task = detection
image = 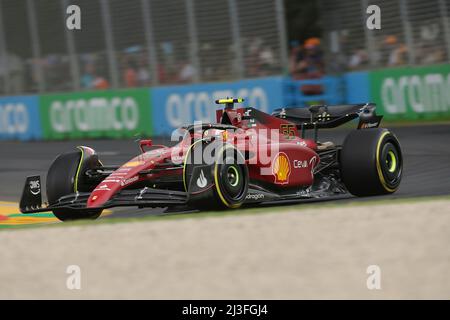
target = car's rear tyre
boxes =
[340,128,402,196]
[46,147,103,221]
[184,141,249,210]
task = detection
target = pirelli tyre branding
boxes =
[40,89,152,139]
[370,63,450,120]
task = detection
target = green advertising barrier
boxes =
[370,63,450,120]
[40,89,152,139]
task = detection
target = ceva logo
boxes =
[50,97,139,133]
[165,87,269,128]
[0,103,29,134]
[381,73,450,114]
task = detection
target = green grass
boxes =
[2,194,449,232]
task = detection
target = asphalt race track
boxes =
[2,124,449,299]
[1,124,449,219]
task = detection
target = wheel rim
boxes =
[386,150,397,173]
[380,141,402,188]
[216,148,248,207]
[221,162,244,198]
[227,165,240,187]
[212,144,249,208]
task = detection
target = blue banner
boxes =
[0,96,41,140]
[343,71,371,104]
[151,76,285,135]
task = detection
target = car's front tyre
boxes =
[46,147,103,221]
[184,141,249,210]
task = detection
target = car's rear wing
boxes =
[272,103,383,130]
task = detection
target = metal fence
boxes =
[319,0,450,73]
[0,0,288,95]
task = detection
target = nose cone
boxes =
[86,149,169,208]
[86,162,143,208]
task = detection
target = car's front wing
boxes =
[19,176,189,214]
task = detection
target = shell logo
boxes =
[272,152,291,184]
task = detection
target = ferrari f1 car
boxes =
[20,98,402,221]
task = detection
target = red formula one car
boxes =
[20,98,402,221]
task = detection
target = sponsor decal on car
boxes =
[272,152,291,184]
[123,161,144,168]
[360,122,378,129]
[110,172,130,177]
[94,184,111,191]
[29,179,41,196]
[280,124,296,140]
[120,176,139,187]
[102,179,121,183]
[309,156,318,174]
[245,193,264,200]
[196,170,207,188]
[293,159,309,169]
